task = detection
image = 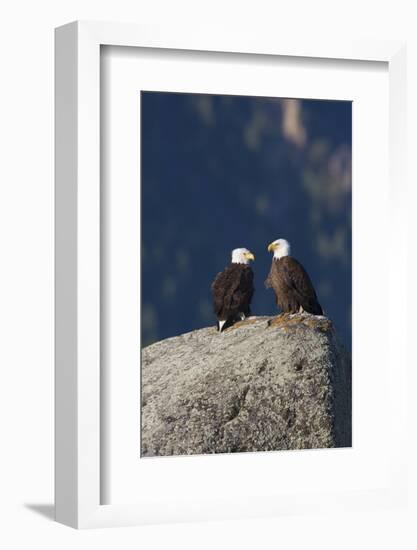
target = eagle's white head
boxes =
[231,248,255,265]
[267,238,291,259]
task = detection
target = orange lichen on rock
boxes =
[227,318,260,331]
[268,313,333,333]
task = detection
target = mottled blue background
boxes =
[141,92,352,350]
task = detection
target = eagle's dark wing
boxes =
[281,257,323,315]
[230,266,254,316]
[212,265,254,318]
[211,270,229,317]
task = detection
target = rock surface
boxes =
[141,314,351,457]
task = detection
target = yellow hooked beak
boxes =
[267,242,277,253]
[244,251,255,261]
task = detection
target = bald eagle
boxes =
[265,239,323,315]
[211,248,255,332]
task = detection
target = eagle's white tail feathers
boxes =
[218,320,226,332]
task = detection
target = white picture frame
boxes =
[55,21,407,529]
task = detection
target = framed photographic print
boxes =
[55,21,407,528]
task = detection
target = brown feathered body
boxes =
[211,263,254,331]
[265,256,323,315]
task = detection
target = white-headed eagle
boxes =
[265,239,323,315]
[211,248,255,332]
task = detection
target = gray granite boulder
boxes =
[141,314,351,457]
